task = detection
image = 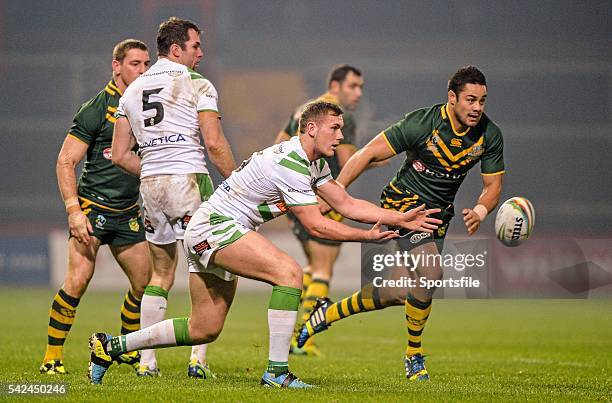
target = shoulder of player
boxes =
[75,87,113,120]
[271,140,312,178]
[480,114,503,139]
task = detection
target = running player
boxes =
[111,17,236,378]
[275,65,367,356]
[88,101,442,387]
[40,39,151,375]
[297,66,504,381]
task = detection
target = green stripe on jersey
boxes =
[188,68,204,80]
[279,158,310,176]
[287,151,309,167]
[218,230,245,247]
[210,212,234,225]
[257,203,274,221]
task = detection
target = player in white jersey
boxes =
[111,17,236,379]
[90,101,441,388]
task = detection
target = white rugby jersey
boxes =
[207,136,333,230]
[116,58,219,178]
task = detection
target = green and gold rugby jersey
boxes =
[381,103,504,211]
[67,80,140,211]
[283,92,357,177]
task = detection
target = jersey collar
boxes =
[105,79,123,97]
[442,103,470,137]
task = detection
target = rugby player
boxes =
[40,39,151,375]
[88,101,442,388]
[275,65,367,356]
[111,17,236,378]
[297,66,505,381]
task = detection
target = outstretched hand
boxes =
[366,219,399,242]
[397,204,443,233]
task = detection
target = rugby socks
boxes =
[139,285,168,368]
[325,285,382,325]
[301,271,312,299]
[405,294,432,357]
[43,288,80,361]
[120,289,141,335]
[300,278,329,338]
[190,344,208,364]
[267,286,300,376]
[107,318,192,357]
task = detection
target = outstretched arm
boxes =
[336,133,395,188]
[290,204,398,242]
[111,117,140,177]
[463,173,504,235]
[316,179,442,233]
[199,111,236,178]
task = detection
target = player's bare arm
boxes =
[56,136,93,245]
[199,111,236,178]
[336,133,395,188]
[289,204,398,242]
[316,179,442,233]
[111,117,141,177]
[463,173,504,235]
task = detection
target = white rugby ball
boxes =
[494,197,535,247]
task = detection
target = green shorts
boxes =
[77,201,146,246]
[380,188,454,254]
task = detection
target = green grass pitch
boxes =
[2,289,611,402]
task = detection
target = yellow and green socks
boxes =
[120,289,142,335]
[405,294,432,357]
[324,285,382,325]
[43,288,80,362]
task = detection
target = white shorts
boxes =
[184,202,250,282]
[140,174,208,245]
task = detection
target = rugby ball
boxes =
[494,197,535,247]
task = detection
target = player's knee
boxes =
[273,259,302,288]
[63,272,92,297]
[188,318,223,344]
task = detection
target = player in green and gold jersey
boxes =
[298,66,504,380]
[40,39,151,375]
[275,65,365,356]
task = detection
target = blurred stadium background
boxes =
[0,0,611,294]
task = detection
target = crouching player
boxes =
[87,101,441,388]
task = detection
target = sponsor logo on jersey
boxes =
[180,215,192,230]
[437,223,448,237]
[140,134,187,150]
[275,201,288,213]
[220,180,231,192]
[273,144,284,154]
[468,144,484,158]
[410,232,431,244]
[412,160,426,172]
[129,217,140,232]
[144,217,155,233]
[95,214,107,229]
[422,167,467,180]
[450,138,462,148]
[103,147,112,160]
[287,187,312,193]
[193,240,211,256]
